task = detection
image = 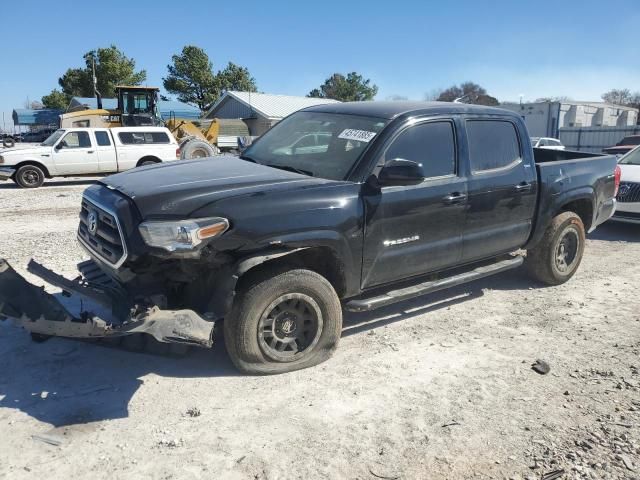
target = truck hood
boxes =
[101,156,332,218]
[1,146,49,159]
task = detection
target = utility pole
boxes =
[92,56,102,109]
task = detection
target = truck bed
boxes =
[526,148,618,249]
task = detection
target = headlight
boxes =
[138,217,229,251]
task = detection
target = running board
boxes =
[345,256,524,312]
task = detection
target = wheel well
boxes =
[136,156,161,166]
[15,161,51,178]
[559,199,593,231]
[236,247,347,298]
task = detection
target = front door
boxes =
[461,118,538,262]
[52,130,97,175]
[361,119,467,289]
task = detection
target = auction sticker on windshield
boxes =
[338,129,377,143]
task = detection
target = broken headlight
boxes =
[138,217,229,252]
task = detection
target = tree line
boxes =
[38,45,640,115]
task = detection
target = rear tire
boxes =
[224,269,342,374]
[525,211,585,285]
[15,164,45,188]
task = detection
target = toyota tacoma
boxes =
[0,102,620,374]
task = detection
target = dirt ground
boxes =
[0,178,639,480]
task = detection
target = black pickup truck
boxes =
[0,102,620,374]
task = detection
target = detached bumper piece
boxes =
[0,258,214,348]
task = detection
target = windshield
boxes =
[619,145,640,165]
[41,129,65,146]
[241,112,387,180]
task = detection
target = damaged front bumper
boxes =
[0,258,215,347]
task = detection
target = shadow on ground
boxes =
[0,326,237,428]
[0,179,97,189]
[0,267,539,428]
[588,221,639,243]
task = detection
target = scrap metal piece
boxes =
[0,258,214,348]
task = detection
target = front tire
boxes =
[525,211,585,285]
[15,164,45,188]
[224,269,342,374]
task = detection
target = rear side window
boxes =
[385,121,456,178]
[467,120,521,172]
[95,131,111,146]
[118,131,170,145]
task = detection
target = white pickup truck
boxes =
[0,127,180,188]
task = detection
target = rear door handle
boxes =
[514,182,532,192]
[443,192,467,204]
[87,150,94,154]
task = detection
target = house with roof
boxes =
[205,91,340,136]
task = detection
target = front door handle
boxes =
[514,182,532,193]
[87,150,94,154]
[443,192,467,204]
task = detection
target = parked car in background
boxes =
[602,135,640,156]
[0,102,620,374]
[530,137,565,150]
[18,129,56,144]
[612,145,640,224]
[0,126,180,188]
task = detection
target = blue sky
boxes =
[1,0,638,131]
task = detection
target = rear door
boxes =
[51,130,97,174]
[361,118,467,288]
[461,118,537,263]
[93,130,118,172]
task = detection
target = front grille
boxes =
[617,182,640,203]
[77,197,127,267]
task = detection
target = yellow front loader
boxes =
[60,86,249,159]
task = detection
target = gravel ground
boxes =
[0,178,639,480]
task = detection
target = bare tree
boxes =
[424,88,443,101]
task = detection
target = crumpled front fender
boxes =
[0,259,215,347]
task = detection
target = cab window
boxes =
[95,131,111,146]
[58,131,91,149]
[384,121,457,178]
[467,120,521,172]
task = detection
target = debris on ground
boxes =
[531,359,550,375]
[541,469,564,480]
[186,407,201,418]
[157,438,184,448]
[32,433,64,446]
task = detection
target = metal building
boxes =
[500,101,638,138]
[559,125,640,153]
[205,91,340,136]
[12,108,63,127]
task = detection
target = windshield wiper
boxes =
[264,164,314,177]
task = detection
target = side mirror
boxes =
[54,142,63,150]
[378,158,425,186]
